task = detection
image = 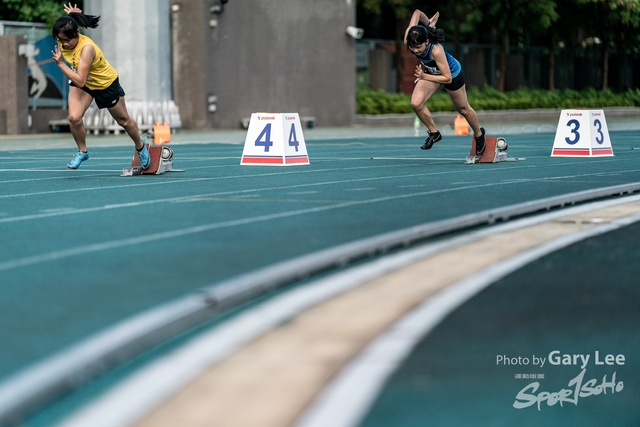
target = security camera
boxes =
[346,26,364,39]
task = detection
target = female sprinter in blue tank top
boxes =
[405,10,485,156]
[51,2,150,170]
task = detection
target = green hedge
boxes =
[356,86,640,114]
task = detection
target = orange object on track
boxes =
[454,115,469,135]
[153,122,171,145]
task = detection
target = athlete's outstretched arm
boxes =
[429,11,439,28]
[404,10,440,44]
[63,2,82,14]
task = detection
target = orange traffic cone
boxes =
[454,115,469,135]
[152,122,171,145]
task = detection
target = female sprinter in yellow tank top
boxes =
[51,2,150,170]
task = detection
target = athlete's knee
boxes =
[67,113,84,126]
[456,104,473,117]
[411,99,426,112]
[115,115,135,128]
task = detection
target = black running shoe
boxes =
[421,131,442,150]
[475,127,486,156]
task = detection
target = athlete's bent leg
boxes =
[448,86,485,156]
[67,86,94,152]
[447,85,482,138]
[411,80,441,133]
[108,97,144,150]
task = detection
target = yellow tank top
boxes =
[60,34,118,90]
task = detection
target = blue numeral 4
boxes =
[255,123,274,152]
[288,123,299,152]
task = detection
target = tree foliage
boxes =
[571,0,640,88]
[485,0,559,91]
[358,0,640,91]
[0,0,83,25]
[357,86,640,114]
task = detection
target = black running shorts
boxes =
[70,77,125,109]
[444,69,466,92]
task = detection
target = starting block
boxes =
[465,135,524,164]
[121,145,183,176]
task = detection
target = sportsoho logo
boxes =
[497,350,625,411]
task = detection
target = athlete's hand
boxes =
[428,11,439,28]
[52,45,63,64]
[414,65,425,83]
[63,2,82,14]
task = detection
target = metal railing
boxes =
[83,100,182,135]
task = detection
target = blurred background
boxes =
[1,0,639,131]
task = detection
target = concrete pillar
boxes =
[505,54,525,91]
[84,0,171,101]
[465,53,486,89]
[169,1,208,129]
[369,49,393,92]
[0,34,29,134]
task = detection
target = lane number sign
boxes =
[241,113,310,165]
[551,110,613,157]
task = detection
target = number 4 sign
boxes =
[551,109,613,157]
[240,113,310,165]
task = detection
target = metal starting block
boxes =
[465,136,525,164]
[464,155,482,164]
[121,145,184,176]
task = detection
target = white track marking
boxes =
[0,180,515,271]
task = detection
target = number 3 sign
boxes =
[241,113,310,165]
[551,110,613,157]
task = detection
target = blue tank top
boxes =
[414,43,461,78]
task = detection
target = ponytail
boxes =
[68,12,100,29]
[52,12,100,40]
[426,27,445,44]
[406,25,445,48]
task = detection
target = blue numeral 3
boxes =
[565,119,580,145]
[594,119,604,144]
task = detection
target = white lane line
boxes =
[0,180,507,271]
[0,165,502,221]
[0,169,122,173]
[3,164,640,223]
[0,174,115,184]
[0,180,379,224]
[3,155,635,199]
[0,164,434,199]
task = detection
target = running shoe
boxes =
[421,130,442,150]
[138,138,150,170]
[475,127,486,156]
[67,151,89,169]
